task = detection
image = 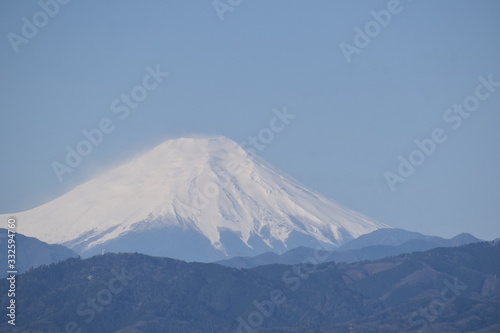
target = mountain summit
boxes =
[6,136,389,261]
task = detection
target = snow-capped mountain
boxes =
[3,136,390,261]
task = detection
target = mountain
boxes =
[337,228,447,250]
[0,136,388,262]
[0,228,78,277]
[449,232,484,246]
[3,241,499,332]
[217,229,483,268]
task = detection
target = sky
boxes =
[1,0,499,241]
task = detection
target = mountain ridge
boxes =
[3,241,499,332]
[216,229,483,268]
[0,228,78,277]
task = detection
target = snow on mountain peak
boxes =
[5,135,390,261]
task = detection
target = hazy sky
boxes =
[1,0,499,240]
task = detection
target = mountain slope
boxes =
[3,241,499,332]
[1,136,388,261]
[0,228,78,277]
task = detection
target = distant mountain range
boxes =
[0,228,78,277]
[3,241,499,332]
[216,228,483,268]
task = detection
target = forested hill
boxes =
[1,241,499,332]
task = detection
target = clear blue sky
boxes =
[1,0,499,240]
